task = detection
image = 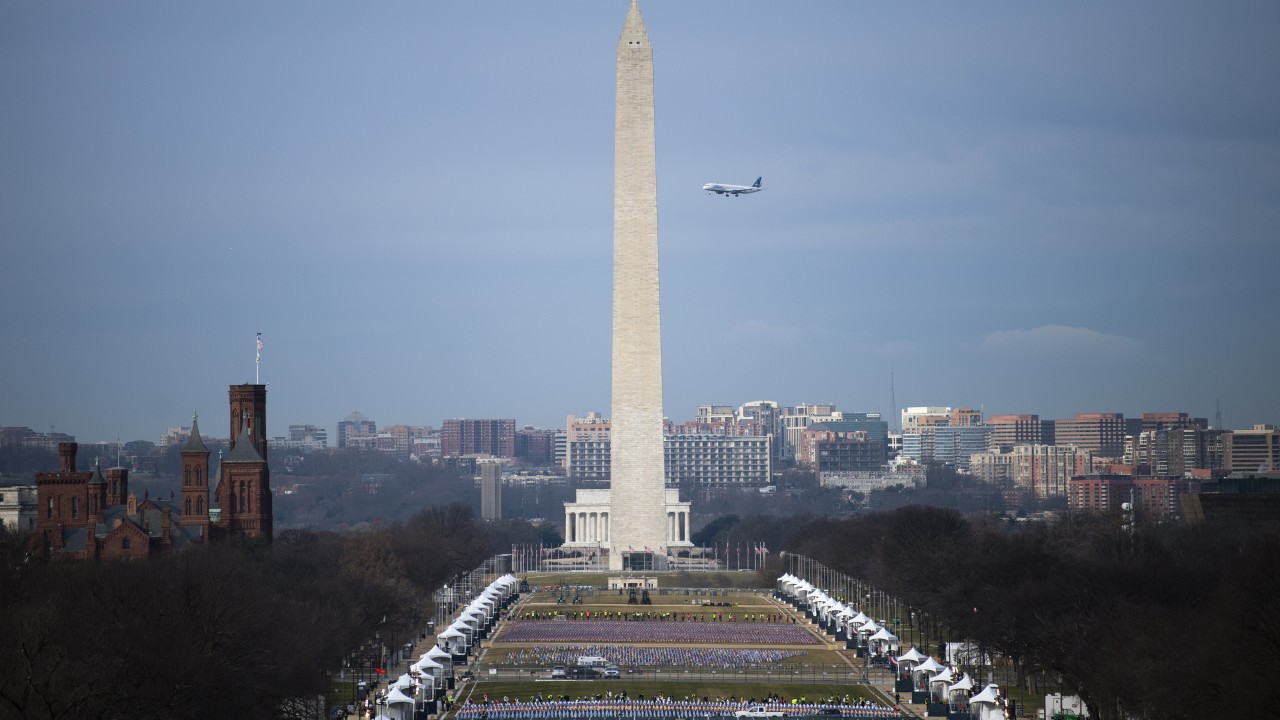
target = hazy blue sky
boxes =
[3,1,1278,443]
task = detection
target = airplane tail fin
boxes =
[753,177,762,188]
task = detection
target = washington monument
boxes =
[608,0,668,569]
[562,1,691,571]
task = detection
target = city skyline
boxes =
[3,2,1278,443]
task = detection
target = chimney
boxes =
[161,507,171,544]
[58,443,77,472]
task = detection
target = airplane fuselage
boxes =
[703,177,763,196]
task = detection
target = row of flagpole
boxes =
[508,542,771,574]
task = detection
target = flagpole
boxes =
[255,332,263,384]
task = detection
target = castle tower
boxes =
[179,413,211,539]
[105,466,128,507]
[229,384,268,462]
[219,423,272,540]
[607,0,668,570]
[33,443,93,556]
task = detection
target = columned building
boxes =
[564,488,690,553]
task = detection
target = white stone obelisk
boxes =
[608,0,667,570]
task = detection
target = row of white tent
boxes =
[371,574,522,720]
[776,573,899,657]
[895,647,1002,716]
[436,574,522,660]
[778,574,1005,720]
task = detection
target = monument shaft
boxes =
[609,0,667,567]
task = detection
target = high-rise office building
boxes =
[337,411,376,449]
[440,419,516,458]
[986,414,1052,451]
[1053,413,1126,458]
[1224,425,1280,473]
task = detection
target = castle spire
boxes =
[182,413,209,453]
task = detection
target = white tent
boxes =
[914,657,944,682]
[971,685,999,704]
[896,647,925,676]
[858,620,880,634]
[386,687,414,703]
[415,656,443,670]
[438,627,467,655]
[897,647,926,665]
[971,685,1001,720]
[869,627,898,655]
[384,687,416,720]
[915,657,943,673]
[413,656,443,683]
[929,668,954,698]
[426,645,451,661]
[947,675,974,705]
[870,628,897,642]
[448,620,473,640]
[850,611,870,626]
[391,673,415,692]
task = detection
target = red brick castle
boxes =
[33,383,273,560]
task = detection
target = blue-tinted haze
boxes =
[2,1,1277,442]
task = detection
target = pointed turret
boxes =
[88,457,108,521]
[88,458,106,485]
[223,424,265,463]
[182,413,209,453]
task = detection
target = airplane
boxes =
[703,177,763,196]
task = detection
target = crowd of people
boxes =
[501,620,818,645]
[502,644,806,668]
[453,690,895,719]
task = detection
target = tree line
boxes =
[0,504,545,720]
[791,506,1280,720]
